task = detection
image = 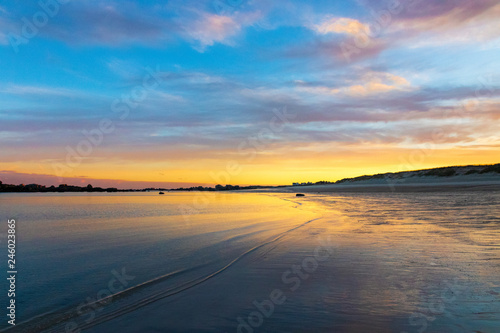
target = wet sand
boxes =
[87,191,500,332]
[257,180,500,193]
[2,191,499,332]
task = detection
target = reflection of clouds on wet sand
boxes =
[3,191,499,332]
[299,191,500,332]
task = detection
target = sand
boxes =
[3,191,500,332]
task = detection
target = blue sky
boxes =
[1,0,499,187]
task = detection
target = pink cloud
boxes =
[183,11,261,51]
[297,71,413,96]
[313,17,370,36]
[390,1,500,45]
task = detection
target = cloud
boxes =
[182,11,261,51]
[1,1,261,51]
[296,71,412,96]
[313,17,370,36]
[183,13,241,51]
[0,85,82,97]
[294,0,500,65]
[285,17,391,63]
[285,37,389,64]
[356,0,500,47]
[389,1,500,46]
[391,0,498,22]
[158,71,226,85]
[149,91,186,103]
[34,2,171,45]
[345,72,412,95]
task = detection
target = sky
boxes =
[0,0,499,188]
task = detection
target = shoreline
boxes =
[243,180,500,193]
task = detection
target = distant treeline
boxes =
[0,181,281,193]
[170,184,285,191]
[0,182,119,193]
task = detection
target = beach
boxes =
[258,173,500,193]
[2,0,499,331]
[1,189,499,332]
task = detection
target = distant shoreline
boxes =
[251,181,500,193]
[2,180,500,194]
[1,163,499,193]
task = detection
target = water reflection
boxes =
[1,191,499,332]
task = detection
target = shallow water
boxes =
[1,191,499,332]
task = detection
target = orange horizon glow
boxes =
[2,146,499,188]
